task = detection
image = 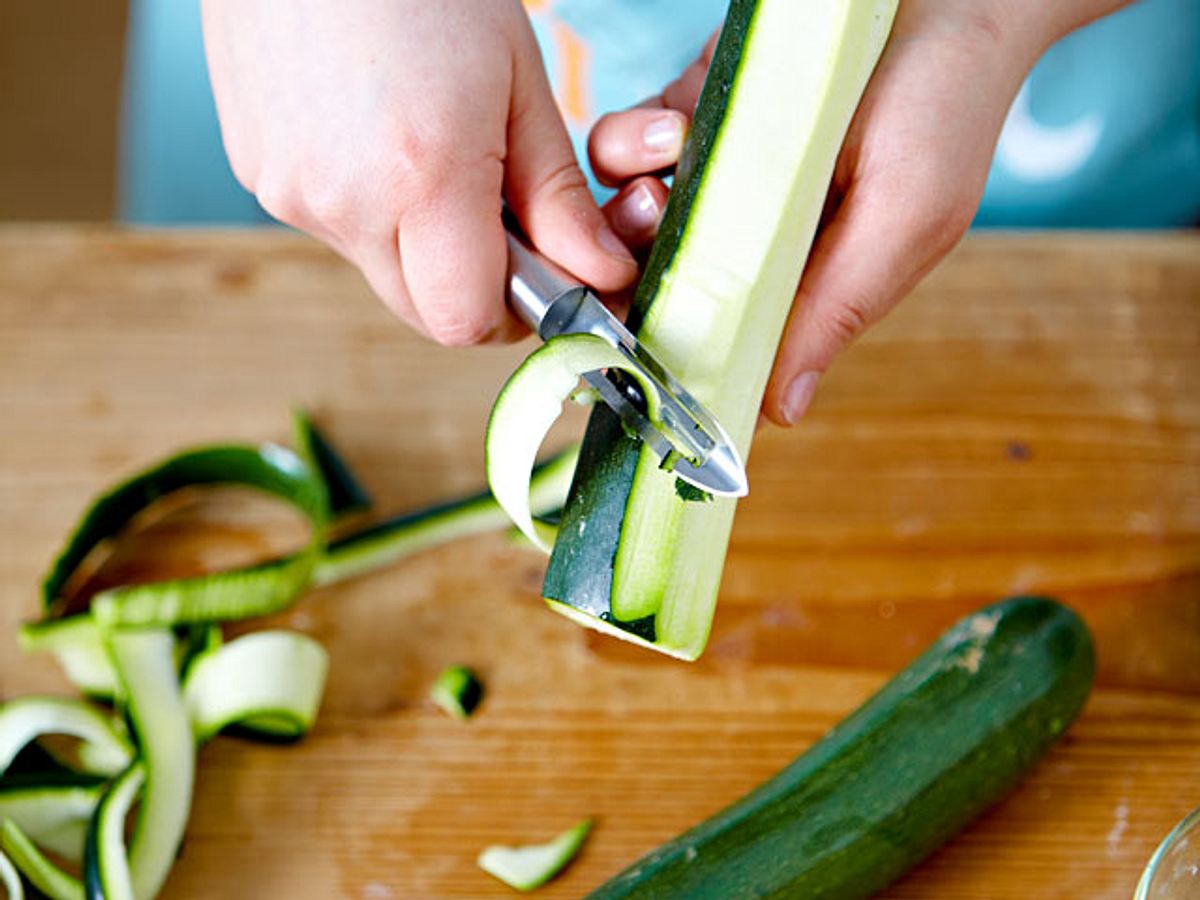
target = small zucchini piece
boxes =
[478,818,593,892]
[315,443,579,585]
[183,630,328,743]
[588,597,1095,900]
[0,698,132,778]
[83,764,145,900]
[430,665,483,720]
[107,628,195,900]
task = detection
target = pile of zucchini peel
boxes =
[2,412,576,899]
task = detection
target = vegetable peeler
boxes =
[503,211,749,498]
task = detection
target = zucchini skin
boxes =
[588,597,1095,900]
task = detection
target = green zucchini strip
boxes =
[39,443,329,627]
[107,629,195,900]
[486,335,661,553]
[291,410,373,517]
[315,443,579,584]
[183,630,328,743]
[0,819,82,900]
[0,842,22,900]
[0,776,105,862]
[542,0,898,659]
[0,698,132,778]
[83,764,144,900]
[478,818,593,892]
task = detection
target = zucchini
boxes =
[291,410,373,517]
[183,630,328,743]
[0,774,105,862]
[18,618,119,702]
[107,628,194,900]
[83,764,144,900]
[487,336,661,553]
[0,819,81,900]
[41,443,328,627]
[478,818,593,892]
[587,597,1095,899]
[0,843,21,900]
[0,698,133,778]
[537,0,898,658]
[429,665,484,720]
[316,443,578,585]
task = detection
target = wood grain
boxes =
[1,227,1198,898]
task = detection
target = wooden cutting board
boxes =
[1,227,1198,898]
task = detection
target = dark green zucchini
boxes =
[588,597,1095,899]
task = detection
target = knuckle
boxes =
[917,192,974,255]
[823,297,872,347]
[301,174,356,233]
[422,309,496,347]
[529,160,590,208]
[226,150,257,195]
[254,176,302,225]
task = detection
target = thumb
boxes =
[504,29,638,292]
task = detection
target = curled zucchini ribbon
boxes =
[486,334,662,554]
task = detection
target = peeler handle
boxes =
[503,207,588,339]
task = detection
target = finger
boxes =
[761,178,971,426]
[601,176,669,250]
[398,158,512,346]
[505,26,637,293]
[351,232,430,339]
[588,109,687,187]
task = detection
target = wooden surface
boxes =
[1,227,1198,898]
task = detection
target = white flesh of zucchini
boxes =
[0,782,103,862]
[183,630,328,742]
[0,698,132,778]
[107,628,195,900]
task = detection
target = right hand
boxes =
[201,0,639,344]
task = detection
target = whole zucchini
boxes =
[589,597,1095,899]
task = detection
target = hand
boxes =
[589,0,1129,424]
[201,0,638,344]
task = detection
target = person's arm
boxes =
[589,0,1136,425]
[200,0,638,345]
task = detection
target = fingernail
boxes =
[643,114,684,155]
[596,220,635,263]
[612,182,662,235]
[781,371,820,425]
